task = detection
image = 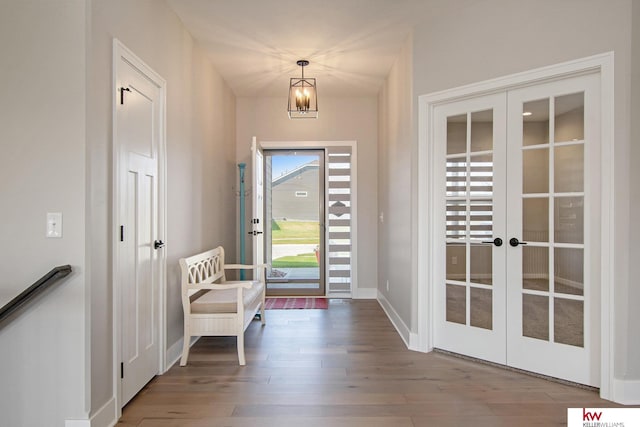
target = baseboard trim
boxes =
[91,397,116,427]
[408,332,420,351]
[353,287,378,299]
[612,378,640,405]
[66,396,117,427]
[166,335,200,372]
[377,292,411,348]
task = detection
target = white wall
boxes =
[406,0,636,381]
[236,96,378,294]
[89,0,237,418]
[0,1,88,425]
[378,34,414,328]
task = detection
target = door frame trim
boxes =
[417,52,615,399]
[112,39,167,415]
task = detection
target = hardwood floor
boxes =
[117,299,625,426]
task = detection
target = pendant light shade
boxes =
[288,60,318,119]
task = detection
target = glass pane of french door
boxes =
[434,93,507,364]
[264,150,325,296]
[506,73,600,386]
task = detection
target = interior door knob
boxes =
[482,237,503,247]
[509,238,527,247]
[154,240,165,249]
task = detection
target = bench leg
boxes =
[180,330,190,366]
[237,333,246,366]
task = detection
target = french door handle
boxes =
[248,230,263,236]
[509,238,527,247]
[154,240,165,249]
[482,238,503,247]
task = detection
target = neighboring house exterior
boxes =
[270,161,320,221]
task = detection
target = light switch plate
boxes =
[47,212,62,238]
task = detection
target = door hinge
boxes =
[120,225,124,242]
[120,87,131,105]
[121,362,124,379]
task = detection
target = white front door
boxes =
[115,44,165,405]
[251,137,264,266]
[433,72,601,386]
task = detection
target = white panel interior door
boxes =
[506,73,601,386]
[116,55,162,405]
[251,137,264,266]
[433,92,507,364]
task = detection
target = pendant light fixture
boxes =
[287,60,318,119]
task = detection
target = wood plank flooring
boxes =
[117,299,626,426]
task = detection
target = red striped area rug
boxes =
[264,298,328,310]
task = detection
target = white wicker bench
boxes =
[178,246,266,366]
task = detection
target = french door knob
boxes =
[482,237,503,247]
[509,238,527,247]
[154,240,165,249]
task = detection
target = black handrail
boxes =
[0,265,72,325]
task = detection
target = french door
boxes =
[434,93,508,364]
[434,72,601,386]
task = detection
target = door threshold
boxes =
[433,348,598,391]
[265,295,328,299]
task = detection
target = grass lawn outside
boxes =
[272,253,318,268]
[271,220,320,244]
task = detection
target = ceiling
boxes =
[166,0,435,97]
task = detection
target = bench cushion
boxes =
[191,281,264,314]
